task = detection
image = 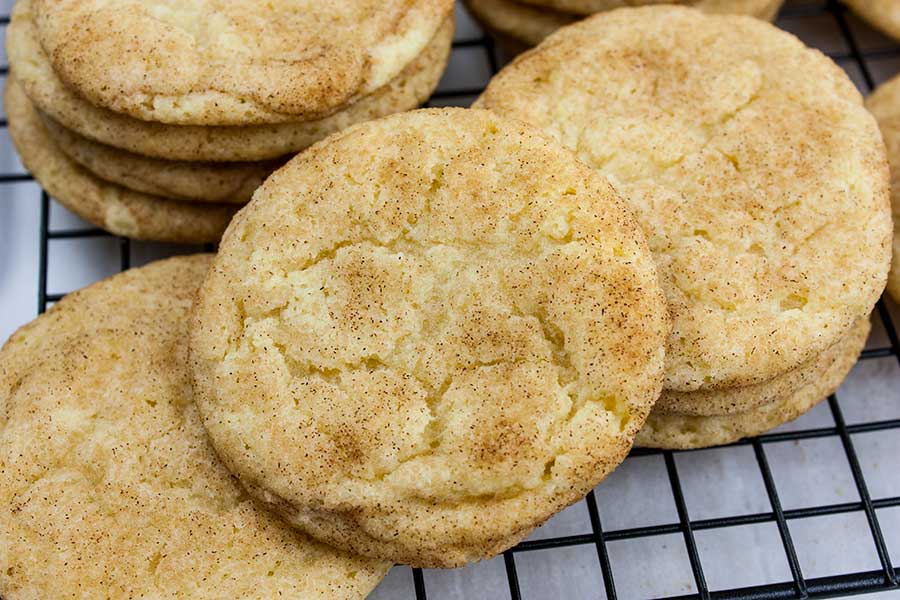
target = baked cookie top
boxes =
[0,256,389,599]
[476,6,891,391]
[190,108,669,567]
[30,0,453,125]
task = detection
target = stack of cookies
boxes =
[5,0,454,243]
[463,0,785,51]
[476,6,891,448]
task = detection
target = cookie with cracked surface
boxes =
[0,255,390,599]
[30,0,453,125]
[463,0,782,49]
[844,0,900,43]
[40,113,281,204]
[476,6,891,395]
[865,74,900,304]
[8,0,453,162]
[637,317,870,449]
[6,77,237,243]
[189,108,670,567]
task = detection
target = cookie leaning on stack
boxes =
[0,256,390,599]
[462,0,784,51]
[189,108,671,567]
[476,6,891,448]
[6,0,454,242]
[865,74,900,304]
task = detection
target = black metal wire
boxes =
[0,173,33,182]
[513,490,900,556]
[827,395,898,587]
[36,192,49,314]
[413,568,428,600]
[586,490,619,600]
[504,552,523,600]
[830,0,877,91]
[665,451,711,600]
[10,1,900,598]
[119,237,131,271]
[45,227,110,239]
[752,442,808,598]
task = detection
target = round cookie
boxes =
[844,0,900,43]
[8,1,454,162]
[30,0,453,125]
[465,0,783,49]
[6,78,237,243]
[189,108,670,567]
[0,255,390,599]
[475,6,891,394]
[865,74,900,304]
[41,114,281,204]
[637,317,870,449]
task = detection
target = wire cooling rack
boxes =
[0,1,898,598]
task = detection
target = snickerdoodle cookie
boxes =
[28,0,452,125]
[476,6,890,395]
[8,0,454,162]
[464,0,575,48]
[189,108,670,567]
[0,255,390,599]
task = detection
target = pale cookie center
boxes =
[221,240,627,502]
